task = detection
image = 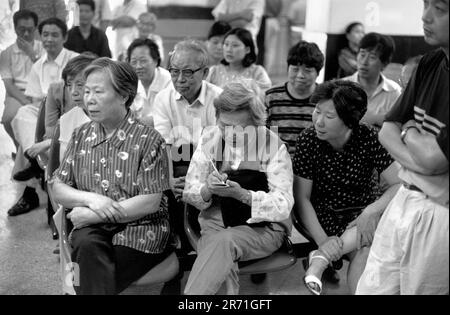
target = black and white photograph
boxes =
[0,0,448,299]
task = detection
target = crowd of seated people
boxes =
[0,0,448,296]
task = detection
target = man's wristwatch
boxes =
[401,126,419,144]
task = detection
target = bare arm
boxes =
[379,122,433,175]
[3,79,30,105]
[67,194,162,229]
[293,175,328,245]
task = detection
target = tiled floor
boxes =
[0,99,350,295]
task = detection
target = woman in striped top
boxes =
[52,58,173,295]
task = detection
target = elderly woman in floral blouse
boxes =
[51,58,172,295]
[183,80,294,295]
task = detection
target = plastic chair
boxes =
[183,203,297,276]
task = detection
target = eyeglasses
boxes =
[168,67,204,79]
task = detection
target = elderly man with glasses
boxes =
[152,39,223,254]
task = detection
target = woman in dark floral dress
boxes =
[293,80,400,295]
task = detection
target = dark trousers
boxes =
[71,225,170,295]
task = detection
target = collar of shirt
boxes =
[350,72,398,95]
[174,80,208,107]
[137,67,169,99]
[90,110,136,149]
[43,48,69,68]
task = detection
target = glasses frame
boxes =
[168,67,204,79]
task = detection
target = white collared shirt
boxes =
[0,40,44,90]
[131,67,172,121]
[343,72,402,126]
[25,48,79,99]
[153,80,223,147]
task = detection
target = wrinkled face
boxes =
[347,24,365,47]
[207,35,226,62]
[41,24,66,56]
[66,72,85,108]
[422,0,449,47]
[288,64,318,93]
[223,35,250,65]
[79,4,95,26]
[170,51,208,102]
[218,110,254,146]
[15,18,36,43]
[129,45,157,84]
[84,71,126,125]
[312,99,349,143]
[357,48,384,80]
[137,15,156,38]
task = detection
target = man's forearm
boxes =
[3,80,30,105]
[379,122,430,174]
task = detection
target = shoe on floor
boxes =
[7,192,40,217]
[13,159,43,181]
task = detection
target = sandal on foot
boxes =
[303,250,329,295]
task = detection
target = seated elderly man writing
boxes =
[51,58,172,295]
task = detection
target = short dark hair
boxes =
[62,53,97,84]
[359,32,395,65]
[345,22,364,35]
[84,58,138,109]
[13,9,38,28]
[77,0,96,12]
[207,21,232,40]
[221,28,256,68]
[311,80,368,130]
[127,38,161,67]
[287,40,324,73]
[38,18,68,37]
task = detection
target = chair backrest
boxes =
[183,202,201,252]
[46,123,60,181]
[35,97,47,143]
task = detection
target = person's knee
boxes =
[71,228,105,257]
[2,97,22,124]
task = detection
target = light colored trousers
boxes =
[184,216,285,295]
[356,186,449,295]
[11,102,39,153]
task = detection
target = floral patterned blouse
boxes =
[54,111,171,254]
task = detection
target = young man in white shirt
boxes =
[343,33,402,129]
[8,17,78,217]
[0,9,43,151]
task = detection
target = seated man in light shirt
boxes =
[152,39,222,253]
[343,32,402,129]
[127,38,171,127]
[0,9,43,152]
[7,17,78,217]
